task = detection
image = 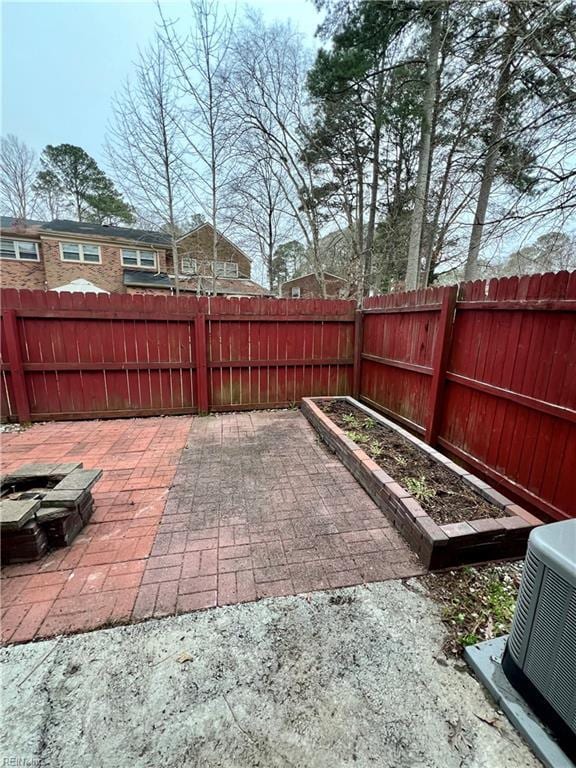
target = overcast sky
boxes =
[1,0,322,165]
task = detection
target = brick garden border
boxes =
[301,396,543,569]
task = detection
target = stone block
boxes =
[40,509,84,548]
[41,487,90,508]
[1,520,49,562]
[0,499,41,530]
[53,469,103,492]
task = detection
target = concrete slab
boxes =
[465,636,574,768]
[1,581,539,768]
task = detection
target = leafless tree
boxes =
[107,37,187,294]
[158,0,236,274]
[0,134,37,220]
[226,153,292,291]
[228,13,328,296]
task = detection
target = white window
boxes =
[181,255,197,274]
[213,260,238,277]
[0,239,40,261]
[291,286,301,298]
[121,248,157,269]
[60,242,101,264]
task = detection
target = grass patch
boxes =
[422,562,522,656]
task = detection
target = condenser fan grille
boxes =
[508,549,540,663]
[524,568,576,733]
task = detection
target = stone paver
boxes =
[1,417,190,643]
[1,411,424,643]
[134,411,424,620]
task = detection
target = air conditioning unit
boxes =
[502,519,576,762]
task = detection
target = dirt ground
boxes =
[0,579,539,768]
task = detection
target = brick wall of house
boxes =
[41,238,167,293]
[0,258,46,291]
[281,273,348,299]
[126,287,171,296]
[177,225,251,277]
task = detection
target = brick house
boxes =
[0,217,270,297]
[280,271,348,299]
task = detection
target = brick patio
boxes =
[133,411,424,620]
[1,411,424,644]
[1,417,190,643]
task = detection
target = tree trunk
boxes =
[363,67,384,298]
[171,237,180,296]
[405,6,443,291]
[464,6,517,281]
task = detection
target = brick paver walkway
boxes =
[1,418,190,643]
[133,411,424,619]
[1,411,424,643]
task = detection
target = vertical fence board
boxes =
[1,291,354,420]
[2,278,573,521]
[359,272,576,521]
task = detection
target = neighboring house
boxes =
[0,217,270,297]
[280,271,348,299]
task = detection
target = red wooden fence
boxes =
[361,271,576,521]
[1,273,574,521]
[0,289,355,421]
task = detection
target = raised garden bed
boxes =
[301,396,543,569]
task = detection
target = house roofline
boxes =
[176,222,253,262]
[39,230,169,249]
[281,271,346,288]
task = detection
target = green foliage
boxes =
[305,0,576,288]
[341,413,359,427]
[345,429,370,444]
[84,190,135,226]
[435,565,520,654]
[37,144,133,224]
[367,439,383,459]
[461,633,480,647]
[404,476,436,502]
[341,413,375,431]
[272,240,307,287]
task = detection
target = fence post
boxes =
[195,313,209,415]
[352,309,364,399]
[4,309,31,423]
[425,285,458,445]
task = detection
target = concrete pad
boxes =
[465,636,574,768]
[1,581,539,768]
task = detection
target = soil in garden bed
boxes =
[320,400,506,525]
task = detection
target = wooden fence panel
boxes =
[438,271,576,521]
[1,289,200,420]
[206,297,355,410]
[359,271,576,521]
[2,278,573,520]
[0,290,355,421]
[360,287,442,432]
